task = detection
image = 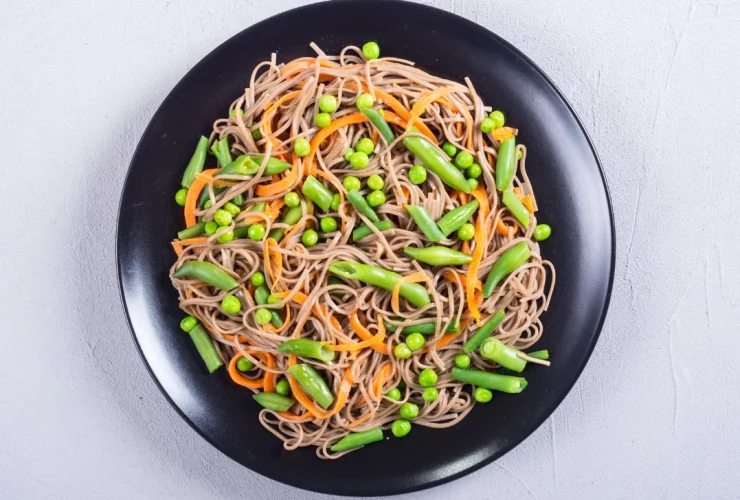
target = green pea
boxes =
[250,271,265,287]
[223,202,240,216]
[467,163,482,179]
[422,387,439,402]
[455,353,471,369]
[217,228,234,243]
[405,333,425,351]
[480,117,495,133]
[489,110,505,128]
[204,200,212,209]
[386,387,402,401]
[344,148,355,161]
[349,151,369,169]
[284,192,301,208]
[331,193,341,211]
[467,178,479,191]
[366,190,386,207]
[255,308,272,325]
[399,402,419,419]
[302,229,319,247]
[294,137,310,157]
[320,217,338,232]
[517,149,523,160]
[362,41,380,60]
[175,188,188,206]
[394,343,411,359]
[248,224,266,241]
[474,387,493,403]
[409,165,427,185]
[205,221,219,236]
[418,368,438,387]
[230,108,244,117]
[214,209,233,227]
[236,357,253,372]
[180,315,198,332]
[455,150,474,169]
[267,294,283,308]
[534,223,551,241]
[221,295,241,315]
[251,128,262,141]
[355,93,375,110]
[442,142,457,158]
[275,379,291,396]
[315,112,331,128]
[356,138,375,155]
[391,418,411,437]
[367,174,384,191]
[343,175,362,192]
[457,223,475,241]
[319,94,338,113]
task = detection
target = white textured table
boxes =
[2,0,739,498]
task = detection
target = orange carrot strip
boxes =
[496,218,511,236]
[228,353,264,389]
[371,362,393,400]
[408,86,458,130]
[467,187,491,324]
[255,157,299,197]
[305,112,369,176]
[521,195,535,213]
[492,127,518,142]
[432,317,474,350]
[327,330,385,351]
[391,271,428,313]
[287,355,353,419]
[349,313,387,354]
[184,168,219,227]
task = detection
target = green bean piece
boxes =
[210,137,232,167]
[252,392,296,412]
[405,205,446,242]
[502,189,530,228]
[330,427,383,452]
[329,261,430,307]
[352,220,393,241]
[187,324,224,373]
[482,241,531,298]
[268,205,303,242]
[181,136,209,188]
[403,133,471,193]
[241,155,293,176]
[232,193,244,206]
[254,285,284,328]
[451,367,527,394]
[495,137,517,191]
[480,338,527,372]
[346,190,379,222]
[463,310,506,352]
[528,350,550,360]
[384,317,459,335]
[404,246,472,266]
[287,364,335,410]
[301,176,334,211]
[177,221,207,240]
[361,107,395,143]
[278,339,336,362]
[331,193,341,211]
[172,261,238,291]
[436,200,479,237]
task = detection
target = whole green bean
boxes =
[352,220,393,241]
[302,176,334,211]
[528,350,550,360]
[463,310,506,352]
[172,261,238,291]
[330,427,384,452]
[384,317,459,335]
[482,241,531,298]
[403,133,471,193]
[181,136,209,188]
[177,221,207,240]
[329,261,430,307]
[210,137,232,168]
[287,363,335,409]
[436,200,479,237]
[243,155,292,176]
[405,205,446,242]
[269,205,303,242]
[234,202,267,239]
[502,189,530,227]
[346,191,379,223]
[252,392,295,412]
[404,246,472,266]
[480,338,527,372]
[451,367,528,394]
[278,339,335,362]
[495,137,516,191]
[361,108,395,143]
[188,324,224,373]
[254,285,284,328]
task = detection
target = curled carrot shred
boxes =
[492,127,518,142]
[171,237,208,256]
[287,355,353,419]
[466,187,491,324]
[305,112,369,176]
[349,313,387,354]
[371,362,393,400]
[391,271,428,313]
[254,156,300,197]
[184,168,219,228]
[521,195,535,213]
[228,351,276,391]
[407,86,458,130]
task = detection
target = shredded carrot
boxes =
[431,317,474,350]
[492,127,518,142]
[171,237,208,256]
[521,195,535,213]
[496,218,510,236]
[305,112,369,176]
[228,351,276,391]
[255,157,299,197]
[287,355,353,419]
[326,330,385,351]
[456,121,462,137]
[275,290,341,332]
[349,313,387,354]
[371,362,393,400]
[183,168,219,227]
[461,241,470,255]
[466,187,491,324]
[408,86,457,130]
[280,58,340,79]
[391,271,428,313]
[276,411,311,421]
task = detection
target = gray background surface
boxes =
[1,0,739,498]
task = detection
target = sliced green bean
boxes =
[352,220,393,241]
[403,133,471,193]
[482,241,531,298]
[329,261,430,307]
[346,191,379,223]
[181,136,209,188]
[405,205,446,242]
[287,363,335,410]
[269,205,303,242]
[188,324,224,373]
[278,339,335,362]
[528,350,550,360]
[252,392,295,412]
[436,200,479,237]
[404,246,472,266]
[502,189,530,228]
[254,285,284,328]
[177,221,207,240]
[302,176,334,211]
[361,107,395,143]
[495,137,516,191]
[172,261,238,291]
[330,427,384,452]
[384,317,459,335]
[463,310,506,352]
[480,338,527,372]
[451,367,527,394]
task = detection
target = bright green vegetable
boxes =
[467,163,482,179]
[399,402,419,419]
[211,137,233,168]
[181,136,209,188]
[275,379,291,396]
[474,387,493,403]
[394,343,411,359]
[331,193,341,211]
[480,338,527,372]
[221,295,241,315]
[422,387,439,402]
[409,165,427,184]
[204,200,212,209]
[356,137,375,155]
[284,192,300,207]
[349,151,369,168]
[320,217,338,232]
[266,294,283,308]
[302,176,333,211]
[391,419,411,438]
[329,261,430,307]
[175,188,188,206]
[455,354,471,369]
[180,316,198,333]
[344,148,355,161]
[213,209,233,227]
[386,388,402,401]
[463,309,506,352]
[217,228,234,244]
[418,368,437,387]
[480,117,495,133]
[330,427,383,452]
[254,284,283,328]
[405,205,446,242]
[534,224,551,241]
[187,323,224,373]
[302,229,319,247]
[352,220,393,241]
[315,112,331,128]
[250,271,265,287]
[367,190,386,207]
[367,174,385,191]
[436,200,479,237]
[489,110,505,128]
[405,333,425,351]
[482,241,531,298]
[404,246,472,266]
[251,128,262,140]
[404,134,471,193]
[248,224,266,241]
[384,317,459,335]
[255,308,272,325]
[237,357,253,372]
[451,367,527,394]
[294,138,310,157]
[230,108,244,117]
[517,148,523,160]
[173,261,238,291]
[528,350,550,360]
[360,107,395,143]
[355,93,375,109]
[343,176,362,192]
[319,94,338,113]
[178,221,207,240]
[346,190,379,222]
[253,392,295,412]
[362,41,380,60]
[220,202,237,217]
[467,178,478,191]
[457,223,475,241]
[279,339,335,362]
[502,189,530,227]
[288,363,335,410]
[205,221,218,236]
[455,150,474,169]
[495,138,517,191]
[269,205,303,242]
[442,142,457,157]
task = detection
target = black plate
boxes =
[117,0,614,496]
